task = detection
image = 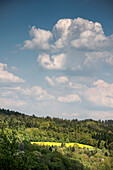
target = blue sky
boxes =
[0,0,113,120]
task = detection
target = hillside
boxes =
[0,109,113,169]
[0,108,113,148]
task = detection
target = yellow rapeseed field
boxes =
[31,142,94,150]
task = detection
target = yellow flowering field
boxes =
[31,142,94,150]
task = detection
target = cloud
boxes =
[0,98,26,108]
[69,81,87,90]
[71,20,107,50]
[0,86,26,108]
[84,51,113,66]
[53,17,108,50]
[23,17,112,51]
[87,111,113,120]
[0,63,25,83]
[0,85,55,102]
[0,84,56,113]
[84,80,113,108]
[58,94,81,103]
[23,26,53,50]
[11,66,18,71]
[53,18,72,48]
[23,17,113,71]
[21,86,55,101]
[55,76,68,84]
[52,17,113,52]
[45,76,68,86]
[45,76,55,86]
[37,53,66,70]
[61,112,79,119]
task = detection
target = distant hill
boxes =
[0,108,113,169]
[0,108,113,149]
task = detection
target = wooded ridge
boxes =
[0,108,113,169]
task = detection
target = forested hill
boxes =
[0,108,113,149]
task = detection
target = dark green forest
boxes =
[0,108,113,169]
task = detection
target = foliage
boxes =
[0,108,113,169]
[0,130,84,170]
[0,109,113,148]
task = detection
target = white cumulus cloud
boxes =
[45,76,68,86]
[23,26,53,50]
[53,17,109,50]
[70,19,107,50]
[0,85,55,111]
[53,18,72,48]
[84,80,113,108]
[87,111,113,120]
[58,94,81,103]
[3,86,55,101]
[22,17,113,71]
[0,63,25,83]
[38,53,66,70]
[84,51,113,66]
[0,98,26,108]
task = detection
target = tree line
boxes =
[0,108,113,169]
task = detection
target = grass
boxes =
[31,142,94,150]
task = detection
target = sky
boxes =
[0,0,113,120]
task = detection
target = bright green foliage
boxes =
[0,109,113,169]
[0,130,84,170]
[0,130,27,169]
[109,142,113,151]
[0,109,113,148]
